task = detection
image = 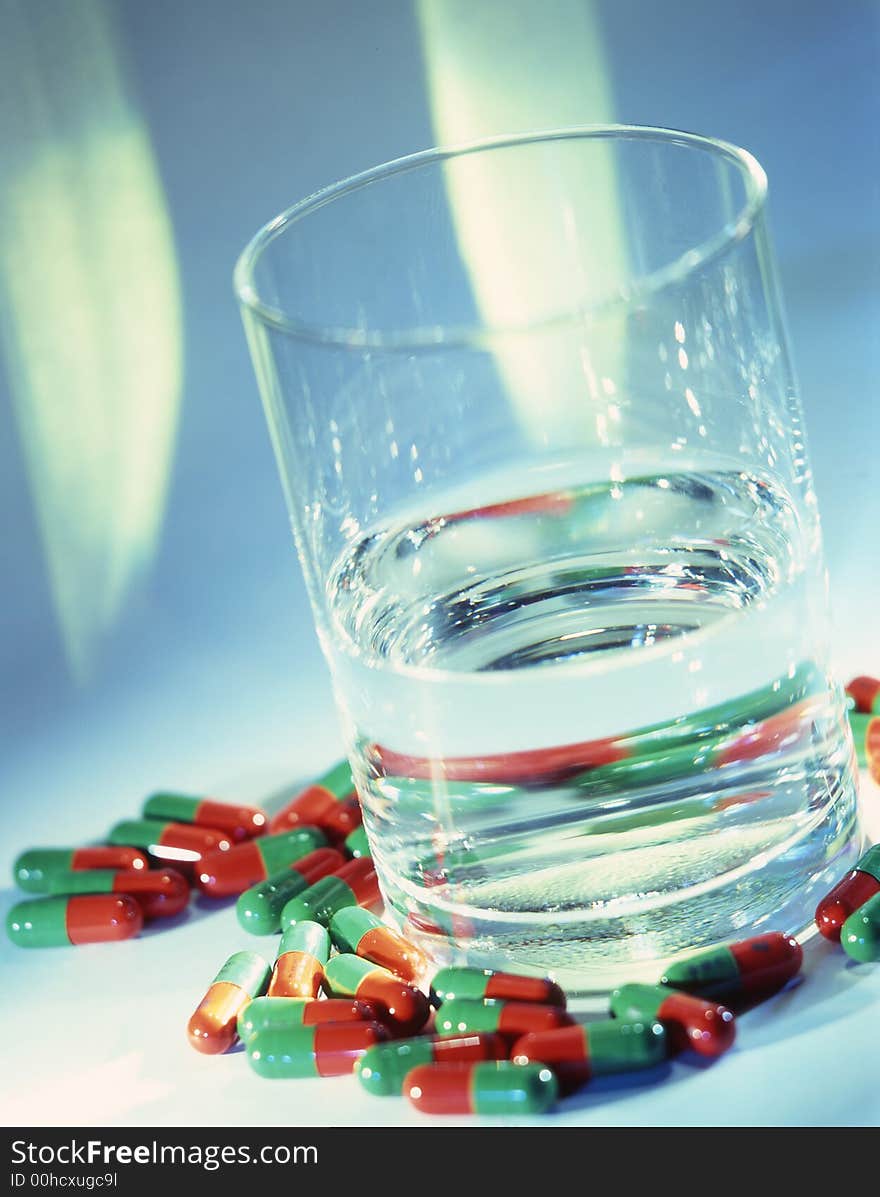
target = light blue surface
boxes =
[0,0,878,1126]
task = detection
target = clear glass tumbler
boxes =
[235,126,860,992]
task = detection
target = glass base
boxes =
[387,787,862,997]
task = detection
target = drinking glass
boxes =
[235,126,860,992]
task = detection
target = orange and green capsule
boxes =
[197,827,328,898]
[610,983,735,1058]
[267,921,330,998]
[329,907,430,984]
[143,792,267,842]
[847,675,880,715]
[405,1062,558,1115]
[815,844,880,941]
[268,761,362,840]
[7,894,143,947]
[511,1020,667,1093]
[44,867,190,919]
[323,953,430,1036]
[840,891,880,963]
[235,848,344,934]
[280,857,380,928]
[187,951,270,1055]
[430,966,566,1009]
[435,999,573,1041]
[248,1021,388,1078]
[659,932,803,1002]
[344,826,371,860]
[357,1032,508,1096]
[13,846,148,894]
[237,996,382,1043]
[848,712,880,770]
[109,819,232,870]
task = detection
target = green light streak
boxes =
[0,0,183,680]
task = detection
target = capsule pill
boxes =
[7,894,143,947]
[610,983,735,1058]
[815,845,880,941]
[197,827,327,898]
[248,1021,387,1078]
[13,846,148,893]
[280,858,380,928]
[45,867,190,919]
[268,761,361,840]
[357,1032,508,1096]
[659,932,802,1002]
[846,675,880,715]
[330,906,430,983]
[109,819,231,869]
[511,1020,666,1093]
[235,847,344,934]
[344,825,371,860]
[840,891,880,963]
[405,1061,558,1115]
[237,996,382,1044]
[849,712,880,769]
[430,966,565,1008]
[267,920,330,998]
[187,950,270,1055]
[323,953,429,1035]
[143,793,267,842]
[434,998,572,1040]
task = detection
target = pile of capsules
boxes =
[191,930,807,1114]
[5,673,879,1115]
[185,783,879,1115]
[5,762,358,948]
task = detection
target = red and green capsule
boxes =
[511,1020,667,1093]
[344,825,371,860]
[815,844,880,941]
[44,868,190,919]
[405,1062,558,1115]
[268,761,362,840]
[323,953,430,1035]
[7,894,142,947]
[13,846,148,894]
[329,907,430,984]
[357,1032,508,1096]
[235,848,344,934]
[370,666,818,786]
[187,951,270,1055]
[109,819,232,870]
[267,920,330,998]
[196,827,328,898]
[847,675,880,715]
[434,999,573,1040]
[848,712,880,771]
[280,858,380,928]
[248,1021,388,1078]
[659,932,803,1002]
[143,792,267,842]
[371,733,624,786]
[441,489,575,525]
[576,699,814,794]
[840,891,880,963]
[430,966,565,1009]
[237,996,382,1044]
[610,983,735,1058]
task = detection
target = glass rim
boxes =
[233,123,768,352]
